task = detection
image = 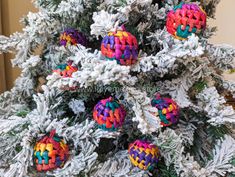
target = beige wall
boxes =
[0,0,235,93]
[208,0,235,81]
[0,1,6,93]
[209,0,235,47]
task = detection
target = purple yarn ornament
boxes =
[59,28,87,47]
[101,26,138,66]
[93,97,126,131]
[151,94,179,127]
[128,140,160,170]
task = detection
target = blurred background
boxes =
[0,0,235,93]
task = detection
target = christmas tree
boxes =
[0,0,235,176]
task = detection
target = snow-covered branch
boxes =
[197,87,235,125]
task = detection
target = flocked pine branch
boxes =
[0,33,24,54]
[123,86,161,134]
[0,91,28,119]
[1,86,119,177]
[91,10,120,38]
[91,150,150,177]
[223,80,235,98]
[0,0,234,176]
[47,45,137,89]
[47,119,118,177]
[154,128,235,177]
[205,135,235,176]
[132,31,205,76]
[197,87,235,125]
[206,44,235,69]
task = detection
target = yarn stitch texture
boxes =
[128,140,160,170]
[60,29,87,47]
[151,94,179,127]
[101,28,138,65]
[166,2,207,39]
[53,61,78,78]
[33,130,69,172]
[93,97,126,131]
[52,61,78,90]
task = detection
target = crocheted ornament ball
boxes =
[53,61,78,90]
[60,29,87,47]
[93,97,126,131]
[53,61,78,78]
[166,2,207,40]
[33,130,69,172]
[151,94,179,127]
[128,140,160,170]
[101,26,138,66]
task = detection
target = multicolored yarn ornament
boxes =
[59,29,87,47]
[93,97,126,131]
[53,61,78,90]
[166,2,207,40]
[33,130,69,172]
[128,140,160,170]
[101,26,138,66]
[53,61,78,78]
[151,94,179,127]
